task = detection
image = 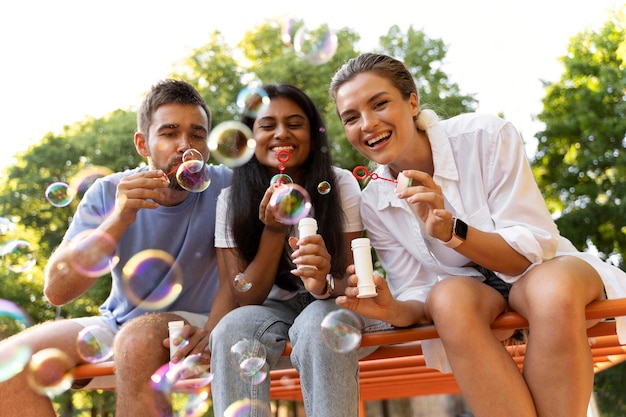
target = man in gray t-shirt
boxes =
[0,80,232,417]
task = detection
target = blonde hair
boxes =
[330,53,440,132]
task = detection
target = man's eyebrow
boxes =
[156,123,179,131]
[190,124,208,132]
[155,123,207,133]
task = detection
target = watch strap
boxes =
[441,218,467,249]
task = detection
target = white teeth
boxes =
[367,132,390,146]
[273,146,295,151]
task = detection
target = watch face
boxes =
[454,218,468,240]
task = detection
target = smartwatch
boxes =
[441,217,468,249]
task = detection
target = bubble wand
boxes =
[352,165,412,192]
[166,149,211,192]
[270,149,293,187]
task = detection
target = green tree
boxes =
[377,25,478,119]
[531,7,626,416]
[236,19,364,169]
[171,18,477,170]
[174,31,246,128]
[594,361,626,416]
[0,109,139,322]
[532,7,626,265]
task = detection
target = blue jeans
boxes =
[209,293,384,417]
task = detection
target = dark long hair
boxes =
[228,83,346,291]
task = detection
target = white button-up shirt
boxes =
[360,113,626,370]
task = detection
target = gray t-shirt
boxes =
[64,164,232,330]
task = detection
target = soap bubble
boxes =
[0,299,34,383]
[269,184,312,225]
[151,362,179,394]
[45,182,75,207]
[280,17,298,46]
[76,325,114,363]
[26,348,74,398]
[151,353,212,395]
[230,338,266,377]
[69,166,114,199]
[224,398,272,417]
[317,181,331,195]
[208,121,256,168]
[175,353,213,392]
[182,148,204,163]
[0,217,15,236]
[270,173,293,187]
[179,390,210,417]
[0,344,32,383]
[293,23,338,65]
[122,249,183,310]
[67,229,117,278]
[236,85,270,118]
[176,160,211,193]
[242,361,269,386]
[320,309,363,353]
[2,239,37,273]
[233,273,252,292]
[0,298,34,335]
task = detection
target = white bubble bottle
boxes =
[351,238,377,298]
[396,171,413,192]
[168,320,185,361]
[297,217,318,270]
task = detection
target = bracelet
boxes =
[312,274,335,300]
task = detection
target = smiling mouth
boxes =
[271,145,295,152]
[367,132,391,147]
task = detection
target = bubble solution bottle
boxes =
[297,217,318,270]
[168,320,185,361]
[351,238,378,298]
[396,171,413,192]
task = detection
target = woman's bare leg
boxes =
[509,256,605,417]
[426,276,536,417]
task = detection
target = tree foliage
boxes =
[377,25,478,118]
[531,8,626,415]
[594,360,626,416]
[0,109,139,321]
[532,7,626,265]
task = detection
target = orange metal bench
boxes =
[72,298,626,412]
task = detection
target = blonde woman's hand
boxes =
[335,265,396,322]
[395,170,455,242]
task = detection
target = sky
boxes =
[0,0,623,170]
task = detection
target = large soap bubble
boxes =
[122,249,183,310]
[208,121,256,168]
[320,309,363,353]
[269,184,312,225]
[2,239,37,273]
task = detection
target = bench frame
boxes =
[72,298,626,416]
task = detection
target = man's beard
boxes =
[164,161,186,191]
[167,171,186,191]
